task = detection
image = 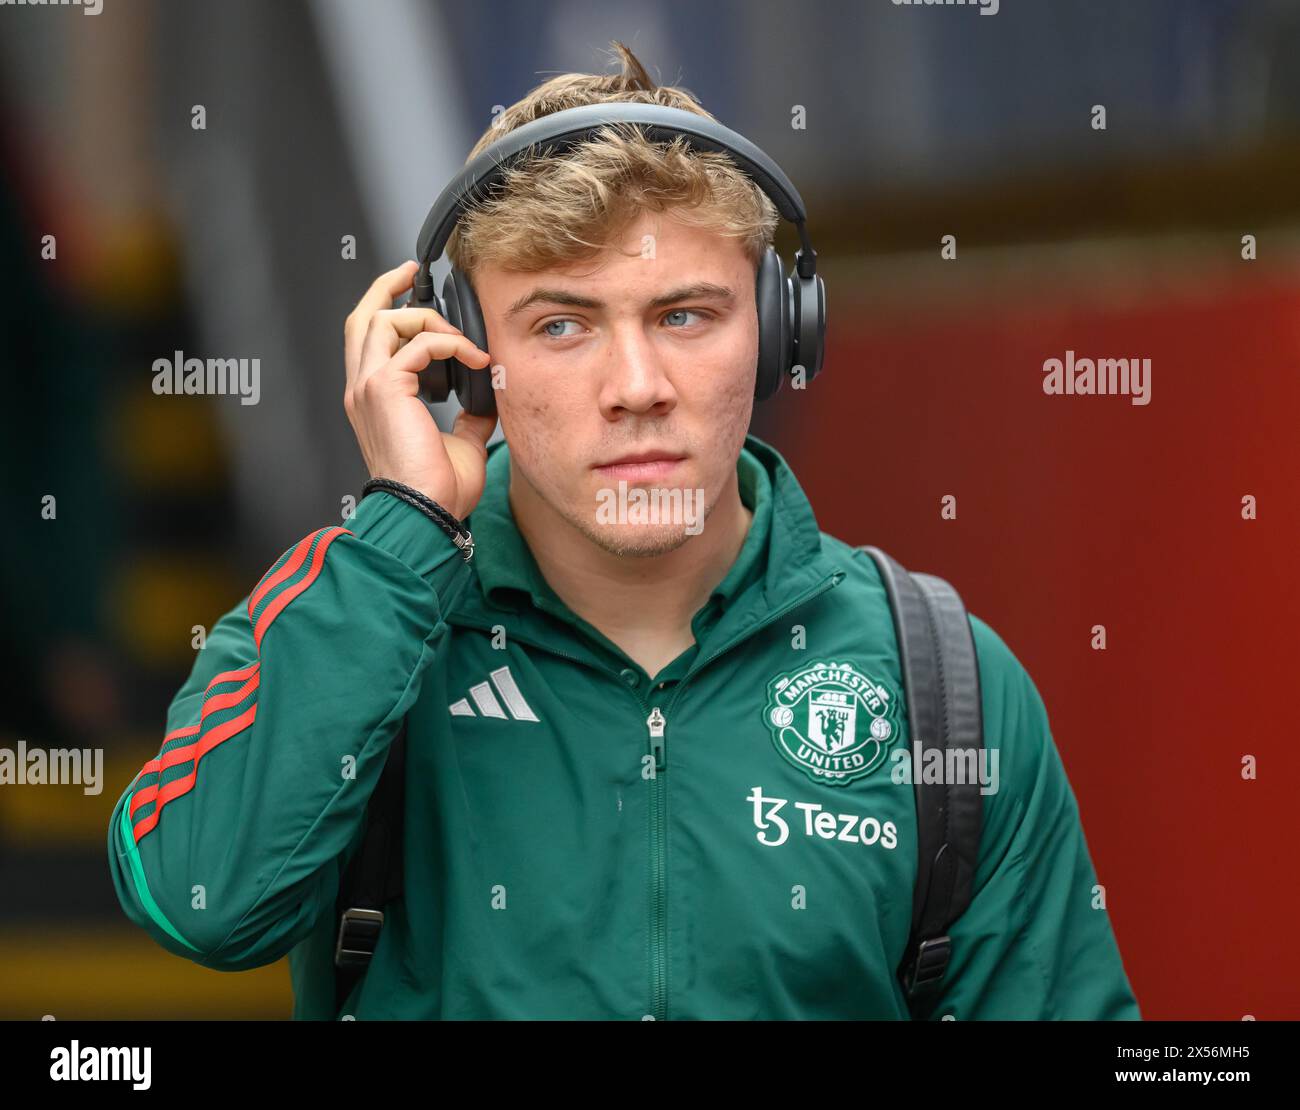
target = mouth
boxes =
[592,450,687,481]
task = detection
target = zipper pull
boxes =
[646,707,666,772]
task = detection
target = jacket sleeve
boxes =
[107,491,471,971]
[921,615,1142,1020]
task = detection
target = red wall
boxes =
[772,268,1300,1019]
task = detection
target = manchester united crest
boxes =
[762,660,900,786]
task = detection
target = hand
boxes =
[343,260,497,519]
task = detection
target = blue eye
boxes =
[539,310,707,339]
[543,319,580,338]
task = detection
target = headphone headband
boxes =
[415,102,815,274]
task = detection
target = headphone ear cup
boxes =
[792,269,826,387]
[445,269,496,418]
[415,285,455,404]
[754,248,791,401]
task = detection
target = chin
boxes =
[580,521,696,558]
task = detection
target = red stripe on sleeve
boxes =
[131,523,352,844]
[247,532,318,622]
[252,527,351,651]
[131,684,261,842]
[132,664,261,817]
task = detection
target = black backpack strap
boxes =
[333,719,408,1015]
[859,546,984,1019]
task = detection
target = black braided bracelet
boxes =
[360,478,475,562]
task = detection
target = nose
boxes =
[597,320,677,419]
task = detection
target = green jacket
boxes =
[107,433,1140,1020]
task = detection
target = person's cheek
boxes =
[501,373,573,499]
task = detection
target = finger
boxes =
[345,261,422,384]
[367,330,492,391]
[380,306,464,336]
[356,309,481,388]
[376,306,466,362]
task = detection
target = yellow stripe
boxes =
[107,558,244,668]
[0,742,161,846]
[0,927,294,1019]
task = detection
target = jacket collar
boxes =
[446,433,834,651]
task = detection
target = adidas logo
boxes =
[449,665,540,722]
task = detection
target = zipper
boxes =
[645,705,667,1020]
[647,706,666,772]
[641,569,842,1021]
[448,567,844,1022]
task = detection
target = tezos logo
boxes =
[746,787,898,850]
[763,659,899,786]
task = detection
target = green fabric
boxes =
[106,433,1141,1021]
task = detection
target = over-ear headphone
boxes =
[409,102,827,417]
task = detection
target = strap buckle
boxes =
[334,907,384,968]
[907,935,952,991]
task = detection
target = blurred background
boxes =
[1,0,1297,1019]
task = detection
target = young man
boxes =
[107,44,1140,1020]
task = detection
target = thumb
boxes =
[449,408,498,455]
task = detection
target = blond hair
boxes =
[445,41,779,280]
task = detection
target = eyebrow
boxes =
[503,281,735,320]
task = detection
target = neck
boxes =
[509,460,754,676]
